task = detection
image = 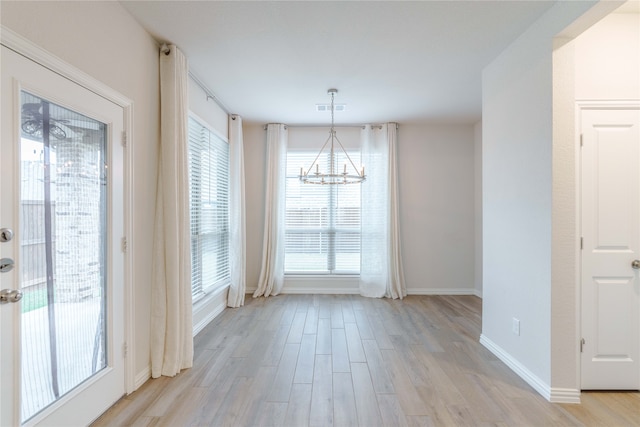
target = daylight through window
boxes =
[188,116,230,301]
[285,151,361,274]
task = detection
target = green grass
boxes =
[21,288,49,313]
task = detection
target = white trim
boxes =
[480,334,552,401]
[407,287,478,296]
[282,286,360,295]
[575,100,640,110]
[192,286,229,336]
[245,288,482,298]
[134,367,151,391]
[1,27,133,108]
[574,101,584,393]
[123,104,135,394]
[549,388,581,404]
[189,110,229,144]
[2,25,137,394]
[23,367,115,427]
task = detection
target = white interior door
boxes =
[1,46,125,425]
[581,106,640,390]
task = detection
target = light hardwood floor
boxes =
[92,295,640,426]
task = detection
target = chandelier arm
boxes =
[332,133,364,176]
[299,88,366,185]
[303,133,333,175]
[330,133,335,175]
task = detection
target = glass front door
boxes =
[1,45,125,427]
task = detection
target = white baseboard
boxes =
[134,367,151,391]
[549,388,581,404]
[248,282,479,297]
[193,286,229,336]
[407,287,478,296]
[479,334,552,401]
[282,287,360,294]
[480,337,582,403]
[245,286,359,295]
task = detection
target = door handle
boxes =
[0,258,14,273]
[633,260,640,269]
[0,228,13,242]
[0,289,23,304]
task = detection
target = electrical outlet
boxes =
[512,318,520,336]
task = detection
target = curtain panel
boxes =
[254,124,288,297]
[360,123,406,299]
[150,44,194,378]
[228,115,247,307]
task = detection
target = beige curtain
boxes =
[360,123,406,299]
[228,115,246,307]
[254,124,288,297]
[386,124,406,299]
[151,44,193,378]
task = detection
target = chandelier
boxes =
[299,89,366,185]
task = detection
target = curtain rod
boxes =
[160,43,233,115]
[189,72,232,115]
[263,124,391,130]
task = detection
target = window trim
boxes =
[284,149,362,276]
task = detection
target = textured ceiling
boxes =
[121,1,560,125]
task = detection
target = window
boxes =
[285,151,361,274]
[188,116,230,301]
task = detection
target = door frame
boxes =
[1,26,135,395]
[576,99,640,390]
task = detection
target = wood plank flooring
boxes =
[92,295,640,426]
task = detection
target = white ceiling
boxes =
[120,1,562,125]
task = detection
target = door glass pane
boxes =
[19,91,108,422]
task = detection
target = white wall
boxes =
[474,121,482,297]
[2,1,160,386]
[189,81,229,137]
[481,0,600,399]
[574,12,640,100]
[242,123,476,295]
[398,124,475,294]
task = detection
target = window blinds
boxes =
[188,116,230,300]
[285,151,361,274]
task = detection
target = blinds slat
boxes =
[188,116,230,299]
[285,151,361,274]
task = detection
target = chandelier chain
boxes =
[330,90,335,133]
[299,89,366,185]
